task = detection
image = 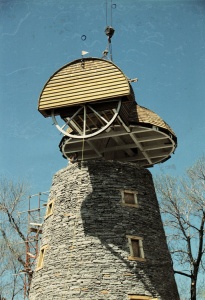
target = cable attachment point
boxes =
[105,26,115,43]
[102,49,109,58]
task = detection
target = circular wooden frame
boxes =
[51,100,121,139]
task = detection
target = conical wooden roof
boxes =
[129,104,176,139]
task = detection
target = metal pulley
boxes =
[105,26,115,43]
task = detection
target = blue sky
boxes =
[0,0,205,195]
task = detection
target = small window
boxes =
[36,245,47,270]
[121,190,138,207]
[128,296,158,300]
[45,198,55,219]
[127,235,145,261]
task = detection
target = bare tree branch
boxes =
[0,178,29,299]
[154,156,205,300]
[174,270,192,278]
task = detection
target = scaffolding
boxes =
[20,191,49,299]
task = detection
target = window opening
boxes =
[132,239,140,257]
[36,245,47,270]
[121,190,138,207]
[128,296,158,300]
[45,198,55,218]
[127,235,145,261]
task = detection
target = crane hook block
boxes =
[105,26,115,42]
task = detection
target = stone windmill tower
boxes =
[29,28,179,300]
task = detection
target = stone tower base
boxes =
[29,160,179,300]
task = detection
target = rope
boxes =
[110,42,113,61]
[81,138,85,162]
[63,215,78,297]
[63,179,81,298]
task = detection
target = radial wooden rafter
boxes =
[59,113,177,167]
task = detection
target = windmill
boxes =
[29,24,179,300]
[38,56,176,167]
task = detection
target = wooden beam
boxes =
[86,140,102,158]
[101,143,137,153]
[137,135,167,143]
[63,141,137,156]
[143,143,173,151]
[63,126,150,144]
[129,133,152,164]
[113,136,136,156]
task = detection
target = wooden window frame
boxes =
[36,245,48,271]
[128,296,158,300]
[45,198,55,219]
[121,190,138,207]
[127,235,146,262]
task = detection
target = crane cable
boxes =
[111,0,113,26]
[106,0,114,26]
[105,0,116,61]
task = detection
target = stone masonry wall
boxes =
[29,160,179,300]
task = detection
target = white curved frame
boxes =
[51,100,121,139]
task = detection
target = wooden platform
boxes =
[59,104,177,168]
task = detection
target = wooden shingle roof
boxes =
[38,57,134,117]
[129,104,176,138]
